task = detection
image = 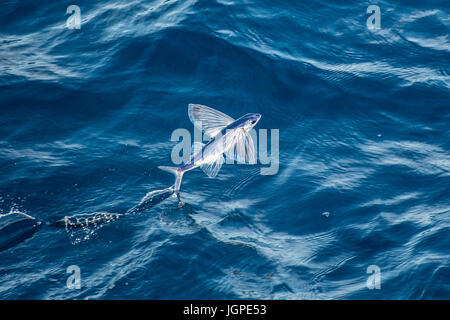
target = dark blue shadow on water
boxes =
[0,211,43,252]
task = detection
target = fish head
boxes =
[238,113,262,131]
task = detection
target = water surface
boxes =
[0,0,449,299]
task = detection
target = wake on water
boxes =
[52,187,175,228]
[56,187,175,243]
[0,187,175,246]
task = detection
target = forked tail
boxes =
[158,166,184,194]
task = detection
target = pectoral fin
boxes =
[188,104,235,138]
[225,129,256,164]
[200,154,225,178]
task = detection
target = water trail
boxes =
[126,187,175,215]
[225,167,260,198]
[51,211,125,229]
[0,188,175,248]
[51,187,175,229]
[49,187,175,243]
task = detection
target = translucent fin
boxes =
[188,104,234,138]
[200,154,225,178]
[158,166,178,176]
[158,166,184,193]
[225,129,256,164]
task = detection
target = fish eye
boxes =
[251,120,256,124]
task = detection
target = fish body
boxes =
[159,104,261,194]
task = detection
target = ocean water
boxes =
[0,0,449,299]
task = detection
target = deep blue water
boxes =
[1,0,449,299]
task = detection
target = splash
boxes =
[54,187,175,243]
[126,187,174,214]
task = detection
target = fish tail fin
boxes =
[174,171,184,194]
[158,166,184,194]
